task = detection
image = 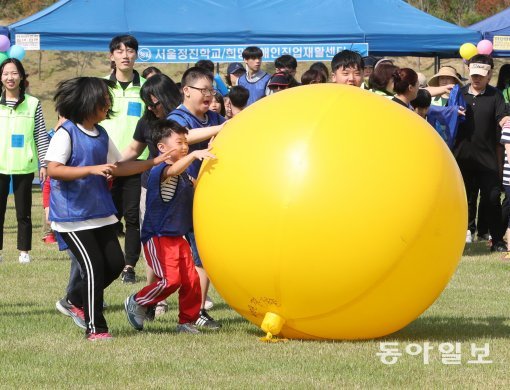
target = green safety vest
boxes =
[503,86,510,104]
[370,88,394,99]
[431,96,448,107]
[0,94,39,174]
[100,71,148,160]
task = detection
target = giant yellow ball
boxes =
[194,84,467,340]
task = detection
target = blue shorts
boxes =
[185,232,203,267]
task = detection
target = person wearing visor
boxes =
[453,54,510,252]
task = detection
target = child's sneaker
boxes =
[204,295,214,310]
[176,323,200,334]
[477,233,491,242]
[56,298,72,317]
[465,230,473,244]
[124,294,146,331]
[86,332,113,341]
[195,309,221,330]
[121,266,136,284]
[155,301,168,318]
[145,305,156,322]
[18,253,31,264]
[56,298,86,329]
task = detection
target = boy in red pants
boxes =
[124,119,218,333]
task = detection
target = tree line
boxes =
[406,0,510,26]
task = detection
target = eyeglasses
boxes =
[148,100,162,109]
[188,86,217,96]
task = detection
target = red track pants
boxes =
[135,236,201,324]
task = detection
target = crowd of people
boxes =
[1,34,509,341]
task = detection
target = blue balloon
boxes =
[7,45,26,61]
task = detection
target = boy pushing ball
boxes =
[124,119,217,333]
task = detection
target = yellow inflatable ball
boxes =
[194,84,466,340]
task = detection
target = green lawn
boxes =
[0,189,508,389]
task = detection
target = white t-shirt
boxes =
[45,124,122,232]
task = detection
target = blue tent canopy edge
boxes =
[469,7,510,57]
[8,0,482,57]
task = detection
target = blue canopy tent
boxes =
[7,0,481,60]
[0,26,9,38]
[469,7,510,57]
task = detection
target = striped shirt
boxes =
[501,120,510,186]
[5,99,49,168]
[161,175,178,202]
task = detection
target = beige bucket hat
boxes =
[428,66,463,87]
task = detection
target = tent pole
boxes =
[38,51,42,80]
[434,56,440,73]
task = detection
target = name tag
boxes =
[11,134,24,148]
[127,102,142,117]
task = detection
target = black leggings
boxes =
[0,173,33,251]
[61,224,124,334]
[111,174,142,267]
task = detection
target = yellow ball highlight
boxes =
[194,84,467,340]
[460,42,478,60]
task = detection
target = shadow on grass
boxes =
[239,315,510,341]
[387,315,510,341]
[462,241,495,257]
[102,300,510,341]
[0,302,56,317]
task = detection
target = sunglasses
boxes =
[148,100,162,109]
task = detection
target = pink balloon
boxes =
[0,35,10,52]
[477,40,493,55]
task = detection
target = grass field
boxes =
[0,189,509,389]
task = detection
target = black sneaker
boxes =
[477,233,491,242]
[490,241,507,252]
[121,267,136,284]
[195,309,221,330]
[146,305,156,322]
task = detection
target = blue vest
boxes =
[141,162,194,243]
[237,72,271,106]
[168,105,224,178]
[49,120,117,222]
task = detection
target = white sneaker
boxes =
[465,230,473,244]
[19,253,31,264]
[204,295,214,310]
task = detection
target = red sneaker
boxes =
[42,233,57,244]
[86,332,113,341]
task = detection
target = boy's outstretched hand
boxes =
[192,147,216,161]
[153,148,177,165]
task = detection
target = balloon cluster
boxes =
[459,40,493,61]
[0,35,26,64]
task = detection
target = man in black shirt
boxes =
[453,54,510,251]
